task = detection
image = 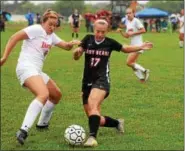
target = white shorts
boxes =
[137,50,144,54]
[16,66,50,86]
[131,43,144,54]
[179,27,184,34]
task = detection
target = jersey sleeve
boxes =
[121,17,127,25]
[135,18,144,29]
[23,25,42,39]
[52,33,63,46]
[110,38,122,52]
[80,35,90,49]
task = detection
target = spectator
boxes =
[161,18,168,32]
[143,19,148,32]
[170,14,178,32]
[36,13,41,24]
[0,14,5,32]
[27,11,34,26]
[155,18,161,33]
[84,13,92,32]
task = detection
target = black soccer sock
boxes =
[72,33,74,38]
[76,33,78,38]
[103,116,119,128]
[89,115,100,138]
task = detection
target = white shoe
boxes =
[144,69,150,81]
[83,136,98,147]
[116,119,124,134]
[134,70,145,80]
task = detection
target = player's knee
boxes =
[50,89,62,104]
[37,90,49,103]
[180,35,184,41]
[88,109,99,116]
[55,89,62,103]
[126,60,134,67]
[179,35,181,40]
[87,102,99,115]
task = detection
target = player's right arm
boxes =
[73,34,89,60]
[118,29,130,38]
[73,47,84,60]
[0,30,28,66]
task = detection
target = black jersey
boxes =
[80,34,122,84]
[72,13,80,24]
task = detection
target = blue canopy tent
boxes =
[136,8,169,18]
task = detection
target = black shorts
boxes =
[82,80,110,105]
[73,22,79,28]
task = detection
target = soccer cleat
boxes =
[116,119,124,134]
[134,70,145,81]
[83,136,98,147]
[36,124,49,130]
[144,69,150,81]
[16,129,28,145]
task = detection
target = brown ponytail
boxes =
[42,9,59,23]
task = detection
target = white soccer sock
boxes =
[179,41,184,47]
[133,63,146,72]
[134,69,145,80]
[37,100,56,126]
[21,99,44,132]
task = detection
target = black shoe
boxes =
[16,129,28,145]
[36,124,49,130]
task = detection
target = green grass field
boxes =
[1,22,184,150]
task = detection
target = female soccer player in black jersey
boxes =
[73,19,153,147]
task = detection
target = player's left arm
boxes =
[121,42,153,53]
[131,27,146,36]
[55,40,81,51]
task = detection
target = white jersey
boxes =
[17,24,62,71]
[179,15,184,33]
[125,18,144,45]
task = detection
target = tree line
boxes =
[146,0,184,14]
[1,0,183,17]
[1,1,111,17]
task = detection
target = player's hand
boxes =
[73,47,83,60]
[70,40,81,45]
[0,57,7,66]
[127,31,134,37]
[116,28,122,33]
[141,42,153,50]
[66,40,81,49]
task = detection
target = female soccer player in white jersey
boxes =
[0,9,80,145]
[178,9,184,48]
[118,8,150,82]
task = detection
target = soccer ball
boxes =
[64,124,86,146]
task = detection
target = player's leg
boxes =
[179,32,184,48]
[16,75,49,145]
[72,26,75,38]
[126,52,149,82]
[83,88,107,147]
[36,78,62,129]
[74,26,79,38]
[99,115,124,134]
